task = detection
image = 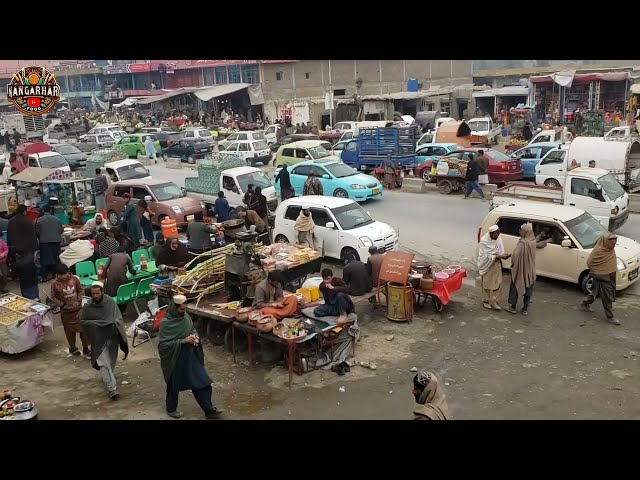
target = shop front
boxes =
[472,86,529,124]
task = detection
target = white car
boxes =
[222,140,272,166]
[272,195,398,263]
[79,130,126,146]
[84,124,122,136]
[139,126,174,134]
[218,130,266,150]
[180,127,214,145]
[103,159,152,183]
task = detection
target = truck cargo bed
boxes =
[492,182,564,205]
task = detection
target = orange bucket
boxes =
[161,218,178,239]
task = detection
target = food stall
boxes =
[0,293,53,354]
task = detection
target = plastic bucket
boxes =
[161,218,178,239]
[309,285,320,302]
[296,288,312,303]
[386,282,413,322]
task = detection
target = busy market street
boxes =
[2,59,640,421]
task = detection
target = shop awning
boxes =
[9,167,64,184]
[194,83,251,101]
[133,87,202,105]
[473,86,529,98]
[530,71,631,85]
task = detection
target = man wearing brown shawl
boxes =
[581,233,620,325]
[412,371,449,420]
[505,223,549,315]
[477,225,510,310]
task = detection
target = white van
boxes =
[181,127,215,145]
[27,152,71,172]
[272,195,398,262]
[103,159,152,183]
[529,128,563,145]
[479,203,640,294]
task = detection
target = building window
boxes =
[440,101,450,114]
[423,102,434,111]
[215,66,228,85]
[276,71,284,81]
[241,64,259,84]
[228,65,242,83]
[333,89,346,96]
[203,67,216,86]
[305,72,311,79]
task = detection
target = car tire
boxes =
[580,272,593,295]
[188,155,195,164]
[333,188,349,198]
[107,210,119,227]
[422,169,433,182]
[544,179,561,188]
[275,234,289,243]
[340,247,360,264]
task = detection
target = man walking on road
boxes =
[464,154,485,199]
[275,165,294,201]
[51,264,90,358]
[477,225,510,310]
[581,233,620,325]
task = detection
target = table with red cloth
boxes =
[414,269,467,311]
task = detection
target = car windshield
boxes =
[331,203,374,230]
[467,120,489,131]
[56,145,81,155]
[237,171,273,191]
[564,212,608,249]
[307,146,330,159]
[40,154,68,168]
[150,183,184,201]
[198,129,212,137]
[485,150,511,161]
[251,131,266,140]
[253,141,268,151]
[112,131,125,138]
[333,143,346,151]
[327,163,357,178]
[598,173,626,200]
[418,133,434,144]
[117,164,151,180]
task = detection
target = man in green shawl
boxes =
[121,193,142,246]
[158,295,224,419]
[80,281,129,400]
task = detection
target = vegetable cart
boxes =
[0,293,53,354]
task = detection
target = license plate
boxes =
[630,268,639,281]
[200,149,207,152]
[372,188,380,195]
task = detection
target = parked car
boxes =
[438,148,523,184]
[105,179,205,228]
[272,195,398,262]
[416,132,435,148]
[414,143,461,182]
[139,126,175,134]
[152,131,182,149]
[114,133,162,159]
[273,140,340,168]
[103,160,152,183]
[331,139,351,157]
[83,124,122,136]
[79,130,126,147]
[269,133,321,152]
[179,127,215,145]
[49,144,88,171]
[218,130,266,150]
[161,138,212,163]
[509,141,562,179]
[274,160,383,202]
[221,139,272,166]
[478,203,640,294]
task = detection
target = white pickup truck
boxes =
[467,117,501,145]
[491,167,630,231]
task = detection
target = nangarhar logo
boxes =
[5,66,61,115]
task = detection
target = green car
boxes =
[114,133,162,159]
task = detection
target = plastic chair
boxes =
[147,246,155,261]
[114,282,137,306]
[133,277,155,315]
[75,261,96,288]
[132,249,149,266]
[132,305,168,354]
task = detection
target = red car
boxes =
[438,148,523,184]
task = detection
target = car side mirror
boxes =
[322,174,331,179]
[305,155,311,160]
[561,237,572,248]
[326,222,335,229]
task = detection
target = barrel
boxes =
[386,282,414,322]
[407,78,419,92]
[161,218,178,239]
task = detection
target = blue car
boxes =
[274,160,383,202]
[509,142,562,179]
[414,143,462,182]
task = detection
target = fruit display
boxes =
[507,137,527,148]
[4,298,33,313]
[0,307,23,325]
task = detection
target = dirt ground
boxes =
[2,259,640,420]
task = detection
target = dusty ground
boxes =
[2,256,639,420]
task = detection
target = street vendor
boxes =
[186,211,219,255]
[70,200,85,226]
[157,237,190,278]
[313,268,354,324]
[236,206,266,234]
[294,205,315,248]
[252,271,299,320]
[83,213,105,235]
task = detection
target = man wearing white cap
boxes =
[158,294,223,419]
[294,204,315,249]
[477,225,511,310]
[80,281,129,400]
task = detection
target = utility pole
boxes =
[328,60,333,128]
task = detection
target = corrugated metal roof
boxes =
[472,86,529,98]
[359,84,488,101]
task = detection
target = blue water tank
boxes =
[407,78,419,92]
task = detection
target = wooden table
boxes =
[414,269,467,312]
[186,292,237,346]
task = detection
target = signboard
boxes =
[378,251,415,286]
[5,66,61,116]
[103,63,151,75]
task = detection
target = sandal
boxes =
[360,361,377,370]
[341,361,351,373]
[482,302,492,310]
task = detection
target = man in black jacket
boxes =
[342,258,372,296]
[464,154,486,200]
[275,165,294,201]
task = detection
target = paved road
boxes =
[148,162,640,296]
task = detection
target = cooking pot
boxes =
[256,315,277,333]
[236,307,252,323]
[248,311,261,325]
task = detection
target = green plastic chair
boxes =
[131,249,147,266]
[147,246,155,261]
[114,282,137,306]
[75,261,96,288]
[133,277,156,315]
